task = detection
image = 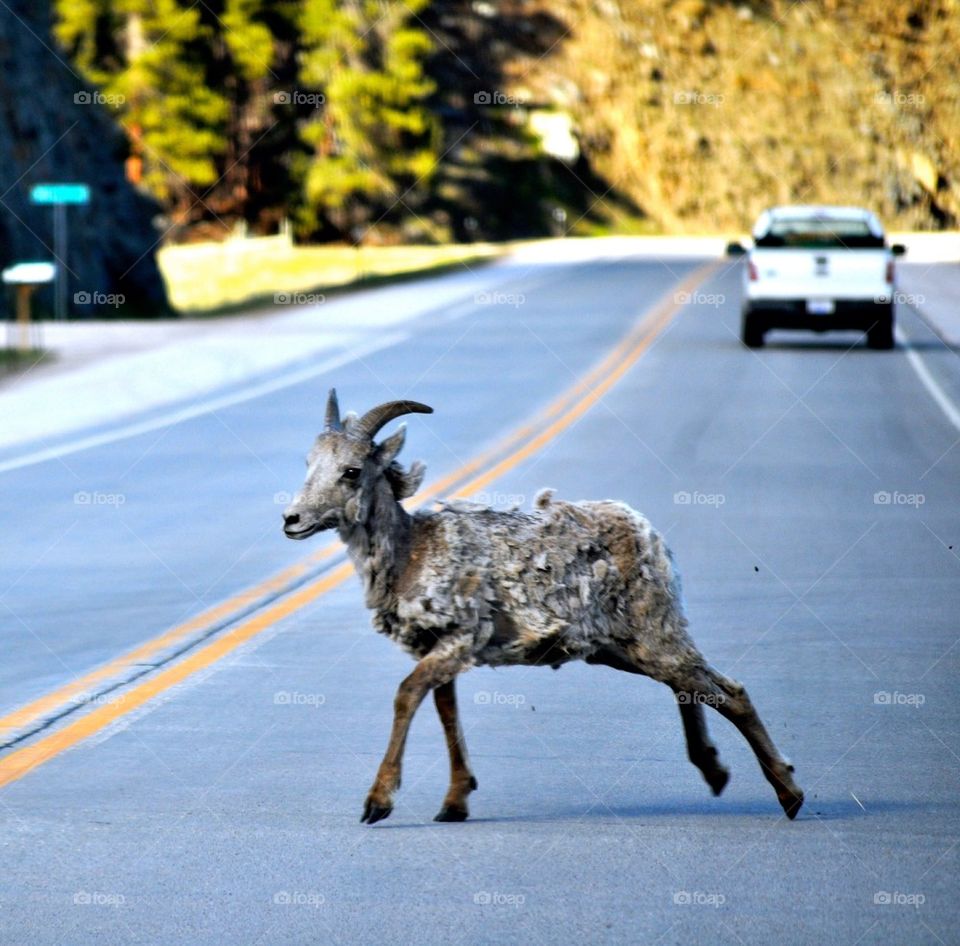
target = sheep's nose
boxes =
[283,512,300,527]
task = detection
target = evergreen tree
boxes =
[296,0,440,238]
[221,0,274,81]
[55,0,307,232]
[55,0,229,215]
[196,0,295,228]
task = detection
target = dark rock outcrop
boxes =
[0,0,169,318]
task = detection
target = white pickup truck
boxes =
[729,206,905,349]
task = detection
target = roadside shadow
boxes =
[900,338,960,353]
[760,338,876,352]
[418,0,641,240]
[761,338,960,354]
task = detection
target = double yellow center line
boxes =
[0,260,717,789]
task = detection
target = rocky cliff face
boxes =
[524,0,958,232]
[0,0,168,318]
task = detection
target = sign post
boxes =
[29,183,90,320]
[2,262,56,352]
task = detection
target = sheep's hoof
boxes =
[779,788,804,820]
[707,766,730,797]
[434,805,469,823]
[360,799,393,825]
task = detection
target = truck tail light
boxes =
[885,260,895,284]
[747,259,759,281]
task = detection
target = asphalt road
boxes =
[1,251,957,945]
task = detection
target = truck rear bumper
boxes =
[744,298,891,332]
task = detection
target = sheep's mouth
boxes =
[283,515,338,540]
[284,523,320,540]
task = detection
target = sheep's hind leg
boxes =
[585,648,730,798]
[676,697,730,797]
[684,665,804,819]
[432,679,478,822]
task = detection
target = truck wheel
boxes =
[867,303,894,350]
[741,308,765,348]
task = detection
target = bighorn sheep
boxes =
[282,390,804,825]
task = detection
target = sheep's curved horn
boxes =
[352,399,433,441]
[325,388,343,431]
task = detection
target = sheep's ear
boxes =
[340,411,360,435]
[390,459,426,499]
[373,425,405,469]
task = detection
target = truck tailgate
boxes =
[750,248,889,299]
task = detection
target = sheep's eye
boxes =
[341,467,362,482]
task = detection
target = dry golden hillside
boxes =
[516,0,959,232]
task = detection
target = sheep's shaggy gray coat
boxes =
[357,487,700,684]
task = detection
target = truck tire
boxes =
[741,307,765,348]
[867,303,894,350]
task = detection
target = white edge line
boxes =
[0,331,410,475]
[896,327,960,433]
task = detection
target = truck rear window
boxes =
[755,218,884,249]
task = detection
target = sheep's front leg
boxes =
[433,679,478,822]
[361,648,467,825]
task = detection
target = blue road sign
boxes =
[28,184,89,318]
[30,183,90,205]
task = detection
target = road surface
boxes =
[0,249,957,945]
